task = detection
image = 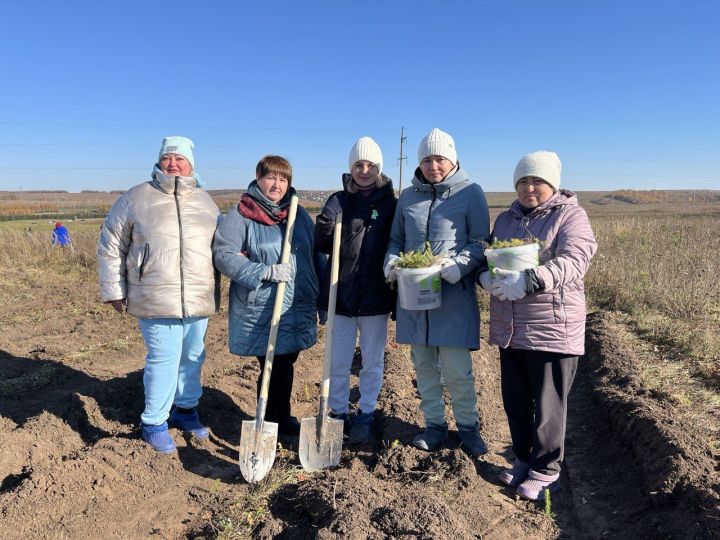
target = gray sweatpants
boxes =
[328,314,390,415]
[410,345,479,427]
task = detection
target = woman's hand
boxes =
[263,263,294,282]
[440,258,462,284]
[110,299,127,313]
[384,255,400,282]
[491,269,527,301]
[478,271,492,292]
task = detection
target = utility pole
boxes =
[397,126,407,194]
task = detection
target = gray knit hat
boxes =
[513,151,561,191]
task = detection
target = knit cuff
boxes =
[523,268,543,294]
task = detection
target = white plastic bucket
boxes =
[396,265,442,310]
[485,243,540,275]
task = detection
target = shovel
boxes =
[239,195,299,484]
[299,213,344,472]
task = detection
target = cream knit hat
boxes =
[348,136,383,175]
[513,151,561,191]
[158,136,195,170]
[417,128,457,165]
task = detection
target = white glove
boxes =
[263,263,294,282]
[491,268,527,301]
[384,255,400,282]
[478,271,492,292]
[440,258,462,284]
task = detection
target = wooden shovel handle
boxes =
[258,195,299,402]
[320,213,342,400]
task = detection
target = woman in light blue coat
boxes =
[213,155,319,436]
[385,128,490,457]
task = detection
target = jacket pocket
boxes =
[138,243,150,281]
[553,292,567,324]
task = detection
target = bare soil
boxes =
[1,266,718,539]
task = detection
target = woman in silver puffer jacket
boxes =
[97,136,220,454]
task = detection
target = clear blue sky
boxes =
[2,0,718,192]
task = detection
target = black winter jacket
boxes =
[315,174,397,317]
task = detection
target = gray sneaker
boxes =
[498,459,530,487]
[516,470,560,501]
[413,423,448,451]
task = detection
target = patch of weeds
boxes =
[0,364,56,398]
[211,458,303,540]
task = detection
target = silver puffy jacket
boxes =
[97,171,221,319]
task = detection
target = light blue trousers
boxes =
[410,345,479,427]
[138,317,209,426]
[328,313,390,415]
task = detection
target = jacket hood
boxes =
[509,188,578,218]
[341,172,392,195]
[410,165,470,197]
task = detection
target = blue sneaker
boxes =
[348,410,374,444]
[413,423,448,451]
[169,407,210,440]
[329,410,352,435]
[141,422,176,454]
[457,421,488,458]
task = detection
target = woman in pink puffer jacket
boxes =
[478,151,597,501]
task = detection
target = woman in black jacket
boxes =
[315,136,397,443]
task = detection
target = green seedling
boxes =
[484,237,540,249]
[396,241,441,269]
[544,489,556,518]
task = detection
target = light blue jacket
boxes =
[386,166,490,349]
[213,205,319,356]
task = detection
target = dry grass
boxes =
[585,211,720,386]
[0,229,98,272]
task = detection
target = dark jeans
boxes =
[256,351,299,423]
[500,347,578,475]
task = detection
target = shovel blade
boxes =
[238,420,278,483]
[298,416,344,472]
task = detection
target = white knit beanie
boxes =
[348,136,383,175]
[513,151,561,191]
[417,128,457,165]
[158,136,195,170]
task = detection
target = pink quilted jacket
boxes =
[487,190,597,356]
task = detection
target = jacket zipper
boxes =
[174,177,187,318]
[424,186,438,347]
